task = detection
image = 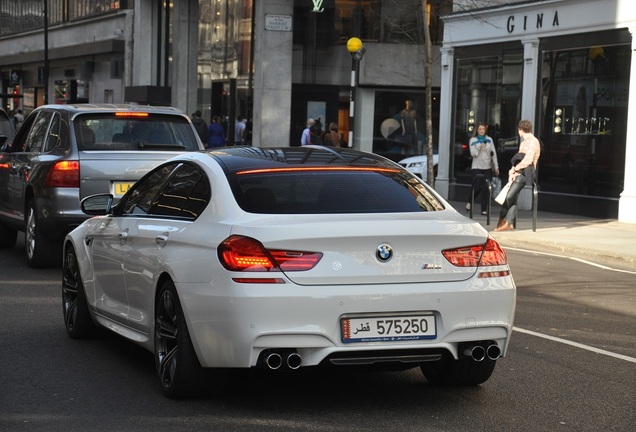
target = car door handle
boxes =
[119,230,129,243]
[155,234,168,248]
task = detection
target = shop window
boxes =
[538,44,629,198]
[453,51,523,182]
[371,90,439,163]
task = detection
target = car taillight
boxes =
[442,237,507,267]
[46,161,80,188]
[218,235,322,272]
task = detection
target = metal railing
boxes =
[511,181,539,232]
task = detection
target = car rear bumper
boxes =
[178,276,516,369]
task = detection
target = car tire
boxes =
[0,221,17,249]
[155,279,207,399]
[62,245,96,339]
[25,200,61,268]
[420,356,496,386]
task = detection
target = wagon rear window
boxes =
[74,113,199,151]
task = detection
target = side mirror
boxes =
[80,194,114,215]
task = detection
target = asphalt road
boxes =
[1,238,634,432]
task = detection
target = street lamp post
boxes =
[346,37,365,148]
[43,0,49,105]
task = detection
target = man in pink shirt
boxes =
[494,119,541,232]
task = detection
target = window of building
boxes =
[0,0,124,34]
[371,90,439,163]
[452,49,523,183]
[538,42,629,199]
[292,0,444,48]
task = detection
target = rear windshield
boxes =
[232,170,444,214]
[74,113,200,151]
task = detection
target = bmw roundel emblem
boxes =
[376,244,393,262]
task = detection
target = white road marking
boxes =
[513,326,636,364]
[504,246,636,274]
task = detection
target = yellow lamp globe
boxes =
[347,37,363,53]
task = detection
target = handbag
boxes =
[495,181,512,205]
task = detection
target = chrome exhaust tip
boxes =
[486,344,501,360]
[286,352,302,370]
[265,352,283,370]
[464,345,486,362]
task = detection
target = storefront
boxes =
[438,0,636,222]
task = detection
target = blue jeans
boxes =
[499,174,526,224]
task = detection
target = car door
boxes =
[0,114,32,223]
[0,109,15,205]
[87,214,130,323]
[123,162,211,333]
[3,111,54,224]
[88,163,180,324]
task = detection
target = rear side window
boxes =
[149,164,210,218]
[24,111,54,153]
[119,162,210,219]
[73,113,200,151]
[232,170,444,214]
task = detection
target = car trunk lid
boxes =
[231,211,489,285]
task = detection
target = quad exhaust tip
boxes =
[463,343,501,361]
[263,350,302,370]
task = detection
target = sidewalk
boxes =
[448,200,636,271]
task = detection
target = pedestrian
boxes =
[466,123,499,215]
[494,119,541,232]
[207,115,226,148]
[13,108,24,130]
[191,110,208,144]
[234,118,247,145]
[301,118,314,146]
[400,99,418,152]
[308,118,323,145]
[323,122,343,147]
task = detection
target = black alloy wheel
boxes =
[62,245,96,338]
[154,280,205,398]
[25,199,60,268]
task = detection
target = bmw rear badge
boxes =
[376,244,393,262]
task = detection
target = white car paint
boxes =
[399,153,440,178]
[63,147,516,396]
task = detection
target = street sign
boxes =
[10,70,21,85]
[265,14,292,32]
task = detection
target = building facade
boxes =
[1,0,635,222]
[439,0,636,222]
[0,0,444,162]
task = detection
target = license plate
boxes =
[112,181,135,197]
[341,315,436,343]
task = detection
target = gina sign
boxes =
[265,14,292,32]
